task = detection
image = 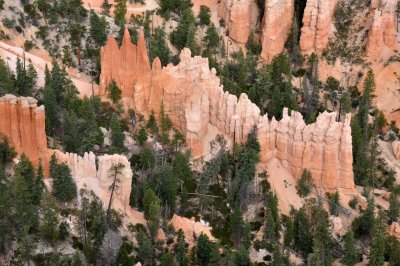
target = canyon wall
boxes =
[366,0,397,60]
[0,94,48,172]
[218,0,253,44]
[99,31,355,193]
[299,0,338,56]
[260,0,294,62]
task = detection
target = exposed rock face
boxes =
[100,32,355,192]
[51,150,133,215]
[99,29,151,104]
[170,214,215,246]
[299,0,337,56]
[392,141,400,160]
[218,0,252,44]
[388,222,400,239]
[366,0,397,60]
[0,94,48,171]
[260,0,294,62]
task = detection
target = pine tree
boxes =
[0,166,12,253]
[389,193,400,223]
[175,229,189,266]
[149,27,170,66]
[341,229,359,266]
[197,233,212,266]
[90,10,108,47]
[369,212,387,266]
[235,246,250,266]
[101,0,110,15]
[106,80,122,104]
[114,0,127,26]
[137,127,148,146]
[147,111,158,134]
[52,162,77,202]
[0,58,14,95]
[40,194,60,243]
[148,200,160,238]
[170,7,198,54]
[294,208,313,256]
[109,115,127,154]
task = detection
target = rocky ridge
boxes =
[99,30,355,193]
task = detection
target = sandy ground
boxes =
[0,40,99,97]
[264,158,302,216]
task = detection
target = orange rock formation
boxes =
[218,0,253,44]
[170,214,215,246]
[0,94,48,171]
[260,0,294,62]
[99,32,356,193]
[299,0,338,56]
[366,0,397,60]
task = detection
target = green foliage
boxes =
[170,7,198,55]
[116,242,135,266]
[148,200,160,238]
[246,33,261,55]
[0,58,14,94]
[369,212,387,266]
[149,27,170,66]
[146,111,158,134]
[327,191,341,216]
[50,155,77,202]
[0,136,16,165]
[264,192,280,242]
[106,80,122,104]
[349,197,358,209]
[326,76,340,91]
[175,229,189,266]
[203,23,219,52]
[389,192,400,223]
[139,147,155,170]
[143,188,160,218]
[109,115,127,154]
[90,10,108,47]
[114,0,127,26]
[341,229,359,266]
[14,57,38,96]
[229,206,250,248]
[198,5,211,26]
[137,127,148,146]
[102,0,111,15]
[158,0,191,19]
[39,194,60,243]
[296,169,313,197]
[196,233,215,266]
[352,197,374,238]
[293,207,312,256]
[2,17,14,29]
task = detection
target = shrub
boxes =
[296,169,314,197]
[2,18,14,29]
[24,40,34,51]
[349,197,358,209]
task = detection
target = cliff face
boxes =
[299,0,338,56]
[51,150,133,215]
[366,0,397,60]
[260,0,294,62]
[100,34,356,193]
[0,94,48,171]
[100,29,151,101]
[218,0,253,44]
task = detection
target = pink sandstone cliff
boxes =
[366,0,397,60]
[99,31,356,193]
[260,0,294,62]
[170,214,216,246]
[218,0,253,44]
[0,94,48,171]
[392,141,400,160]
[299,0,338,56]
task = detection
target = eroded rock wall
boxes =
[260,0,294,62]
[0,94,48,171]
[299,0,338,56]
[51,150,133,215]
[366,0,397,60]
[100,33,356,193]
[218,0,253,44]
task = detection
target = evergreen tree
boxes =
[196,233,212,266]
[264,192,280,241]
[101,0,110,15]
[40,194,60,243]
[148,200,160,238]
[369,212,387,266]
[198,5,211,26]
[139,147,155,170]
[109,115,127,154]
[149,27,170,66]
[203,23,219,52]
[147,111,158,134]
[175,229,189,266]
[106,80,122,104]
[52,161,77,202]
[388,192,400,223]
[137,127,148,146]
[142,188,160,218]
[0,58,14,95]
[0,166,12,253]
[114,0,127,26]
[296,169,314,197]
[14,58,37,96]
[116,242,135,266]
[170,7,198,55]
[235,246,250,266]
[341,229,359,266]
[294,208,313,256]
[90,10,108,47]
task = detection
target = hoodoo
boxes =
[0,94,48,171]
[99,32,356,193]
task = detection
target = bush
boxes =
[2,18,14,29]
[198,5,211,26]
[24,40,34,51]
[296,169,314,197]
[349,197,358,209]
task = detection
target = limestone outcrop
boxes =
[218,0,253,44]
[170,214,215,246]
[100,31,356,193]
[51,150,133,215]
[260,0,294,62]
[299,0,338,56]
[392,141,400,160]
[366,0,397,60]
[0,94,48,171]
